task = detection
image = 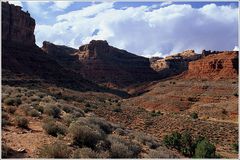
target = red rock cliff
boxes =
[2,1,35,46]
[185,51,238,80]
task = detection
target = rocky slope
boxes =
[150,50,201,77]
[76,40,160,88]
[185,51,238,80]
[43,40,160,88]
[41,41,81,72]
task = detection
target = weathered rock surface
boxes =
[185,51,238,79]
[1,2,97,91]
[2,1,35,46]
[41,41,82,71]
[75,40,160,88]
[150,50,201,77]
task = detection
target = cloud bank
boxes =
[35,3,238,57]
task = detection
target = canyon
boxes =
[1,2,238,159]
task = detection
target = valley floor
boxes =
[2,78,238,158]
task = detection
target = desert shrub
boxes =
[16,116,29,129]
[69,122,104,148]
[4,97,21,106]
[42,120,66,137]
[194,139,216,158]
[28,109,41,117]
[2,111,10,126]
[150,110,162,117]
[134,132,159,149]
[63,114,77,126]
[44,105,61,118]
[30,95,41,102]
[114,128,126,136]
[2,144,12,158]
[34,105,44,113]
[190,112,198,119]
[232,143,238,152]
[87,117,113,134]
[188,97,198,102]
[163,132,182,149]
[62,105,73,113]
[71,109,85,118]
[6,105,17,114]
[234,93,238,97]
[146,147,178,158]
[85,103,91,108]
[38,141,71,158]
[110,141,133,158]
[112,106,122,113]
[19,104,32,115]
[180,132,194,157]
[36,92,46,98]
[72,147,97,158]
[221,109,228,115]
[83,107,92,113]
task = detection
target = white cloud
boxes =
[233,46,239,51]
[35,3,238,57]
[5,0,22,7]
[50,1,74,11]
[25,1,49,18]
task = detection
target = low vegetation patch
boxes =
[4,97,21,106]
[38,141,71,158]
[16,116,29,129]
[163,132,216,158]
[44,105,61,118]
[42,119,67,137]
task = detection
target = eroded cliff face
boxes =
[150,50,201,77]
[185,51,238,80]
[2,2,35,46]
[1,2,97,91]
[75,40,160,88]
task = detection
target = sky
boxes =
[6,1,239,58]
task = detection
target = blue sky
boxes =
[6,1,239,57]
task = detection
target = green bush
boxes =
[44,105,61,118]
[190,112,198,119]
[194,139,216,158]
[2,144,12,158]
[163,132,182,150]
[38,142,71,158]
[42,120,66,137]
[69,122,104,148]
[150,110,162,117]
[16,116,29,129]
[180,132,194,157]
[232,143,238,152]
[4,97,21,106]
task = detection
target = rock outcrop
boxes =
[1,2,98,91]
[75,40,160,88]
[41,41,81,71]
[185,51,238,80]
[2,1,35,46]
[151,50,201,77]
